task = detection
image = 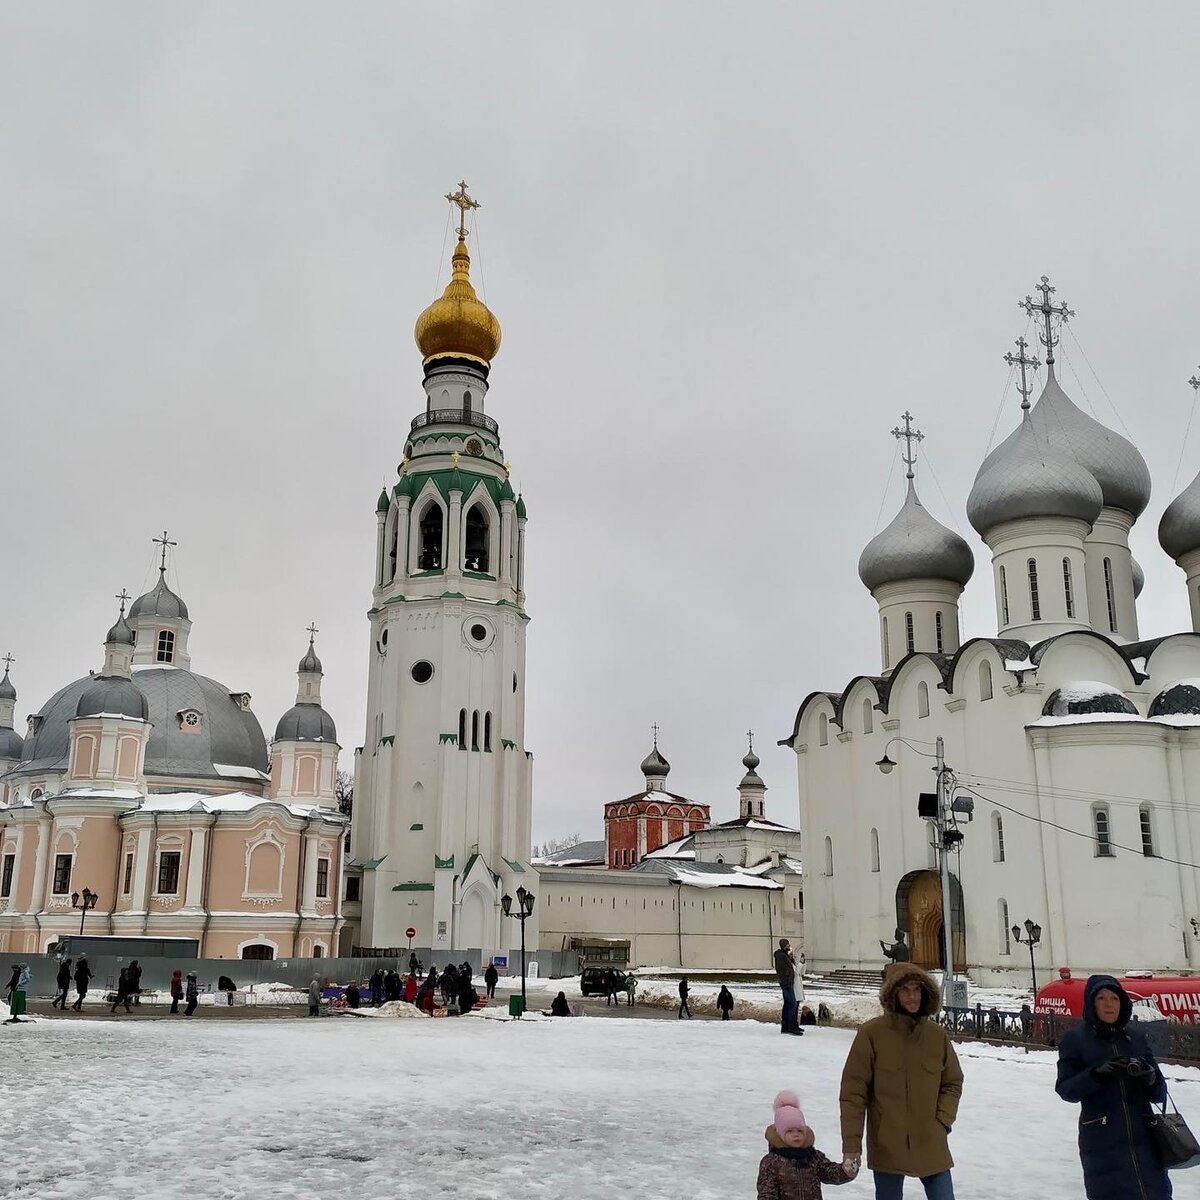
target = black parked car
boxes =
[580,967,630,996]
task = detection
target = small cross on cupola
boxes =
[891,411,924,484]
[738,729,767,819]
[1020,275,1074,369]
[1004,336,1041,411]
[296,622,324,704]
[0,653,17,724]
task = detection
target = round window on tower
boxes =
[410,661,434,685]
[462,617,495,650]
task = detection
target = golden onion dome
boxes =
[414,238,502,366]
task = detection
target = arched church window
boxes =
[935,611,944,655]
[1104,557,1117,633]
[464,504,489,573]
[471,710,480,751]
[818,713,828,746]
[1093,806,1114,858]
[418,503,444,571]
[1140,805,1156,857]
[869,828,880,873]
[881,616,889,670]
[999,566,1010,626]
[905,612,915,655]
[862,698,873,734]
[824,836,834,877]
[387,511,399,582]
[999,899,1011,954]
[156,630,175,663]
[458,708,467,750]
[1027,558,1041,621]
[484,712,492,752]
[917,681,930,718]
[979,660,993,701]
[991,811,1005,862]
[463,389,473,416]
[1062,558,1075,619]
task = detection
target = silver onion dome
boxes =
[105,612,136,646]
[1159,469,1200,562]
[968,414,1104,537]
[978,372,1150,520]
[129,572,189,621]
[0,666,15,703]
[859,482,975,592]
[640,745,670,780]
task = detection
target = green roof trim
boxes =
[463,570,497,581]
[411,569,445,579]
[392,882,434,892]
[515,494,527,518]
[501,739,516,750]
[406,469,506,508]
[498,478,515,502]
[440,591,466,599]
[502,857,525,874]
[410,822,424,831]
[439,732,458,744]
[377,488,391,513]
[379,735,394,747]
[362,856,388,870]
[435,853,455,869]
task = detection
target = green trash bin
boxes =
[508,994,526,1019]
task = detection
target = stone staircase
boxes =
[817,968,884,991]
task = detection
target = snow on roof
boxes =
[743,857,804,876]
[532,839,606,866]
[214,762,271,780]
[139,791,342,819]
[1053,681,1128,703]
[631,859,783,889]
[644,834,695,860]
[1028,713,1143,727]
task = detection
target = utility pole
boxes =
[935,737,955,1002]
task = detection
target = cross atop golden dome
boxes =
[414,181,502,367]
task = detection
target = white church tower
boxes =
[350,184,536,957]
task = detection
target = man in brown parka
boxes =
[839,963,963,1199]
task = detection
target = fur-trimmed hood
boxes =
[879,962,941,1017]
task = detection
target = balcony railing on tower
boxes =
[411,409,498,435]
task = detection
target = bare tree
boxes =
[335,769,354,819]
[534,832,584,858]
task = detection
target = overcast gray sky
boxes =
[3,4,1199,841]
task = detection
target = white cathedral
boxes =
[785,279,1200,986]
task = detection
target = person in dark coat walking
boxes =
[111,967,133,1014]
[184,972,199,1016]
[128,959,142,1006]
[717,984,735,1021]
[484,962,499,999]
[72,956,93,1011]
[369,967,385,1007]
[1056,974,1171,1200]
[169,969,184,1014]
[385,969,401,1002]
[53,959,72,1009]
[441,963,458,1005]
[678,976,692,1019]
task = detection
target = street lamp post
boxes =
[71,887,98,936]
[1012,918,1042,995]
[501,885,536,1016]
[876,736,970,1008]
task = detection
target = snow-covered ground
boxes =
[5,1008,1200,1198]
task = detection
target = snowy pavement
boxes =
[5,1010,1200,1199]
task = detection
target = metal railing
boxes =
[938,1005,1200,1063]
[410,409,498,435]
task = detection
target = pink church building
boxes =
[0,557,347,959]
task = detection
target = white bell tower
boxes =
[350,184,537,957]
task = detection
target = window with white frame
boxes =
[917,681,930,718]
[862,698,873,734]
[1094,806,1114,857]
[156,851,181,895]
[1000,566,1010,625]
[999,898,1011,954]
[52,853,72,895]
[881,616,889,670]
[905,612,915,654]
[869,827,880,873]
[824,836,834,877]
[979,659,993,701]
[935,611,944,654]
[819,713,828,746]
[156,629,175,663]
[1027,558,1041,621]
[991,811,1005,862]
[1062,558,1075,619]
[1140,806,1155,857]
[1104,557,1117,633]
[316,857,329,898]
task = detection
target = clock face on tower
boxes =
[465,437,484,456]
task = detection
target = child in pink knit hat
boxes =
[757,1090,858,1199]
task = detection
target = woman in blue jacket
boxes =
[1055,974,1171,1199]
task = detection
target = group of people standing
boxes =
[337,960,501,1017]
[756,962,1177,1199]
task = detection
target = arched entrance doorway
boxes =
[895,870,965,971]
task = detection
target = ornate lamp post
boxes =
[501,885,536,1016]
[1012,918,1042,995]
[71,887,98,936]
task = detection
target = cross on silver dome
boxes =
[152,530,177,575]
[1020,275,1073,368]
[892,411,924,481]
[1004,336,1041,411]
